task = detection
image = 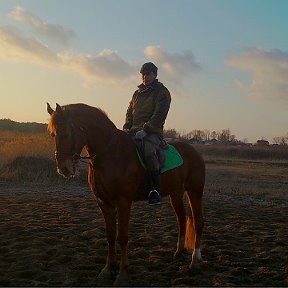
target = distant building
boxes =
[257,140,269,146]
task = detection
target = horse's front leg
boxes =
[113,198,132,286]
[97,200,117,281]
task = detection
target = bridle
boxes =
[54,150,93,161]
[54,121,95,162]
[53,117,116,167]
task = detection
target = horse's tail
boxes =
[184,201,195,251]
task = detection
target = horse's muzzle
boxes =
[56,158,78,178]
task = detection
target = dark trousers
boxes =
[143,133,162,190]
[143,133,162,171]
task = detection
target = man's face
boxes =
[141,71,157,86]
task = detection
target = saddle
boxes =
[132,138,183,201]
[133,138,183,173]
[133,138,167,171]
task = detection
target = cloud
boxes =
[0,6,201,92]
[0,26,58,63]
[58,49,136,82]
[144,45,201,84]
[9,6,75,47]
[225,48,288,104]
[0,25,136,82]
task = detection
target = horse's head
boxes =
[47,103,87,178]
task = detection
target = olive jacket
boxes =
[123,80,171,135]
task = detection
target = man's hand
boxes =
[135,130,147,139]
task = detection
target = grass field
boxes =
[0,131,54,167]
[1,131,287,202]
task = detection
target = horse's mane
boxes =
[65,103,111,120]
[49,103,116,131]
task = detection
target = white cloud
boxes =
[144,45,201,83]
[0,7,201,92]
[59,49,136,82]
[0,26,135,82]
[225,48,288,104]
[9,6,75,47]
[0,26,58,64]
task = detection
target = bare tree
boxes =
[218,128,231,142]
[164,129,179,139]
[273,135,288,145]
[203,129,211,141]
[210,131,217,140]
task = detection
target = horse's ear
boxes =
[47,103,54,115]
[56,103,62,114]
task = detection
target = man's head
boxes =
[140,62,158,86]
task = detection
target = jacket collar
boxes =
[137,79,158,91]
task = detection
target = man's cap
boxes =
[140,62,158,74]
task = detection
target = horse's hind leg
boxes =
[186,187,204,269]
[169,191,186,256]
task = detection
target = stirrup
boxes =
[148,189,161,205]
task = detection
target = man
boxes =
[123,62,171,205]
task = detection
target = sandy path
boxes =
[0,182,287,286]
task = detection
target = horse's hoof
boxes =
[189,260,206,271]
[174,248,187,258]
[174,251,182,258]
[113,272,129,287]
[97,265,114,282]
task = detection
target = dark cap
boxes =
[140,62,158,74]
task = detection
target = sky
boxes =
[0,0,287,143]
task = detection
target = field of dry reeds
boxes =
[0,131,57,182]
[0,130,287,286]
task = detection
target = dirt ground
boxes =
[0,181,287,287]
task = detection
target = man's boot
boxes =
[148,170,161,205]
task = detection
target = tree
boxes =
[273,135,288,145]
[163,129,179,139]
[210,131,217,140]
[218,128,231,142]
[191,129,205,141]
[203,129,211,141]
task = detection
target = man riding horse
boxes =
[123,62,171,205]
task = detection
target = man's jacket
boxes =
[123,80,171,135]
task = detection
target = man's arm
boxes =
[143,88,171,133]
[123,95,135,130]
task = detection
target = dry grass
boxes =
[0,131,54,167]
[0,132,287,202]
[193,145,288,201]
[0,131,56,182]
[205,159,288,201]
[0,131,88,183]
[195,143,288,162]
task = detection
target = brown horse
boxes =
[47,103,205,286]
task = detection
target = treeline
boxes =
[1,118,287,145]
[0,119,47,134]
[164,128,237,142]
[164,128,288,145]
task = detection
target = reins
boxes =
[54,120,97,162]
[54,118,116,165]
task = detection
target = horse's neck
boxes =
[86,128,132,159]
[85,122,118,157]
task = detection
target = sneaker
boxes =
[148,189,161,205]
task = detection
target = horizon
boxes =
[0,117,283,144]
[0,0,287,143]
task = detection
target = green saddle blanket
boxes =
[137,144,184,173]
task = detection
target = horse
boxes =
[47,103,205,286]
